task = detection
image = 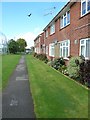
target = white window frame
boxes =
[49,43,55,57]
[81,0,90,16]
[50,23,55,35]
[59,40,70,59]
[60,10,70,29]
[80,38,90,59]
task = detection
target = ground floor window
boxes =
[60,40,70,58]
[80,38,90,59]
[49,43,55,57]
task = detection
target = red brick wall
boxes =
[44,2,89,60]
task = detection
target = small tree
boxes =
[8,39,18,54]
[16,38,27,52]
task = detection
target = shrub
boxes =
[47,60,54,67]
[34,53,48,63]
[33,52,37,57]
[67,56,82,79]
[58,65,68,75]
[40,54,47,61]
[79,59,90,87]
[51,57,65,70]
[44,58,49,64]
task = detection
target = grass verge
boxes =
[26,55,88,118]
[2,54,21,89]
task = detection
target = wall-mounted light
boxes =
[74,39,78,44]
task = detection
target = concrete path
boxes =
[2,56,36,118]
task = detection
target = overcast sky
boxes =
[1,1,67,48]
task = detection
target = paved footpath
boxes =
[2,56,36,118]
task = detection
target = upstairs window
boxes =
[60,10,70,29]
[50,23,55,35]
[81,0,90,16]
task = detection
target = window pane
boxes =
[52,47,54,56]
[63,42,65,46]
[63,47,66,57]
[66,47,68,57]
[67,11,70,24]
[60,43,62,46]
[81,40,84,44]
[60,17,63,28]
[66,41,68,46]
[82,1,86,15]
[86,40,90,57]
[87,0,90,11]
[64,17,66,26]
[60,48,62,57]
[81,46,85,56]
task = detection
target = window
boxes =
[60,10,70,28]
[81,0,90,16]
[49,43,55,57]
[80,38,90,58]
[50,23,55,35]
[60,40,70,58]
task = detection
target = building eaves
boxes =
[34,32,44,42]
[43,1,75,31]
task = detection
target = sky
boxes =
[1,1,67,48]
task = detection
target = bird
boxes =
[28,13,31,17]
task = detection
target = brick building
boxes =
[34,0,90,61]
[34,32,44,54]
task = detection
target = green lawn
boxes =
[26,55,88,118]
[2,54,21,89]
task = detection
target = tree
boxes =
[16,38,27,52]
[8,39,18,54]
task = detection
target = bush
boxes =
[33,52,37,57]
[79,59,90,87]
[34,53,48,62]
[58,65,68,75]
[51,57,65,70]
[67,56,82,79]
